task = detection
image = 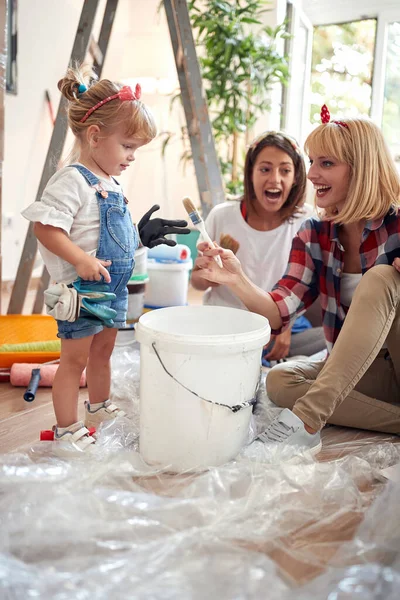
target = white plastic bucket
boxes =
[131,246,148,278]
[127,277,149,322]
[135,305,270,472]
[144,259,193,308]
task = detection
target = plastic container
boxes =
[135,305,270,472]
[127,277,149,322]
[144,257,193,308]
[0,315,60,368]
[131,246,148,278]
[147,243,191,263]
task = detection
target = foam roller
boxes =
[0,340,61,353]
[10,364,86,387]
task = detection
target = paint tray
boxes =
[0,315,60,368]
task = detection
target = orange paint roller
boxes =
[2,362,87,402]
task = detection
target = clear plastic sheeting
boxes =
[0,342,400,599]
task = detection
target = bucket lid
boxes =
[147,259,193,271]
[129,274,149,283]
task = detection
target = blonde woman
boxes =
[195,106,400,453]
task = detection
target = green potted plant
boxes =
[163,0,290,196]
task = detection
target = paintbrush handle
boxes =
[198,223,223,268]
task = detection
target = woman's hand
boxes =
[393,258,400,273]
[74,255,112,282]
[195,242,243,286]
[264,327,292,361]
[192,255,220,288]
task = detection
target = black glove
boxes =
[138,204,191,248]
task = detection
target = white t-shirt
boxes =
[200,201,314,309]
[22,164,122,284]
[340,272,362,307]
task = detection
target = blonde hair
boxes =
[58,64,157,162]
[304,118,400,223]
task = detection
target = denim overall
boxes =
[57,164,138,340]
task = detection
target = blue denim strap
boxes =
[69,164,101,187]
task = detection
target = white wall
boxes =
[3,0,285,281]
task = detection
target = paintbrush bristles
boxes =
[220,233,240,255]
[182,197,197,215]
[183,197,202,226]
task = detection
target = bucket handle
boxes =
[152,342,259,413]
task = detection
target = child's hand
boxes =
[75,255,112,283]
[393,258,400,273]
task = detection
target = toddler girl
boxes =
[23,65,189,450]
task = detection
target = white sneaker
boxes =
[84,399,127,429]
[257,408,322,455]
[53,421,96,452]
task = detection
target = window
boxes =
[310,20,376,124]
[382,22,400,163]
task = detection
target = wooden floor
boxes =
[0,279,397,456]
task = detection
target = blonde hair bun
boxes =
[57,64,96,101]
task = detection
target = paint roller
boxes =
[1,362,87,402]
[0,340,86,402]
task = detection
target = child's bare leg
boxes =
[53,336,93,427]
[86,328,118,404]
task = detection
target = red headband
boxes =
[80,84,141,123]
[320,104,348,129]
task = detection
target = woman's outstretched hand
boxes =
[195,241,243,285]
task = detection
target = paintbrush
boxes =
[219,233,240,255]
[182,197,223,268]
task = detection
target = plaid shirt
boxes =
[269,209,400,352]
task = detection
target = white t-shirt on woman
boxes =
[200,200,314,310]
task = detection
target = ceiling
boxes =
[302,0,399,26]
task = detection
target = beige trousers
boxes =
[266,265,400,434]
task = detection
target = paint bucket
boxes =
[132,246,148,277]
[135,305,270,471]
[144,256,193,308]
[127,276,149,322]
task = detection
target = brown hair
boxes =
[58,64,157,161]
[243,131,307,222]
[305,118,400,223]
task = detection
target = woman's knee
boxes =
[266,363,298,409]
[361,264,399,290]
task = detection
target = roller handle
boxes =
[23,368,41,402]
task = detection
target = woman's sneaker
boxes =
[84,399,127,430]
[53,421,96,452]
[256,408,322,455]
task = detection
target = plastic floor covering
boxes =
[1,342,399,599]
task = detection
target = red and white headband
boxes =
[320,104,348,129]
[80,84,142,123]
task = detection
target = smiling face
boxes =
[307,155,351,213]
[91,126,148,178]
[82,123,150,179]
[251,146,296,216]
